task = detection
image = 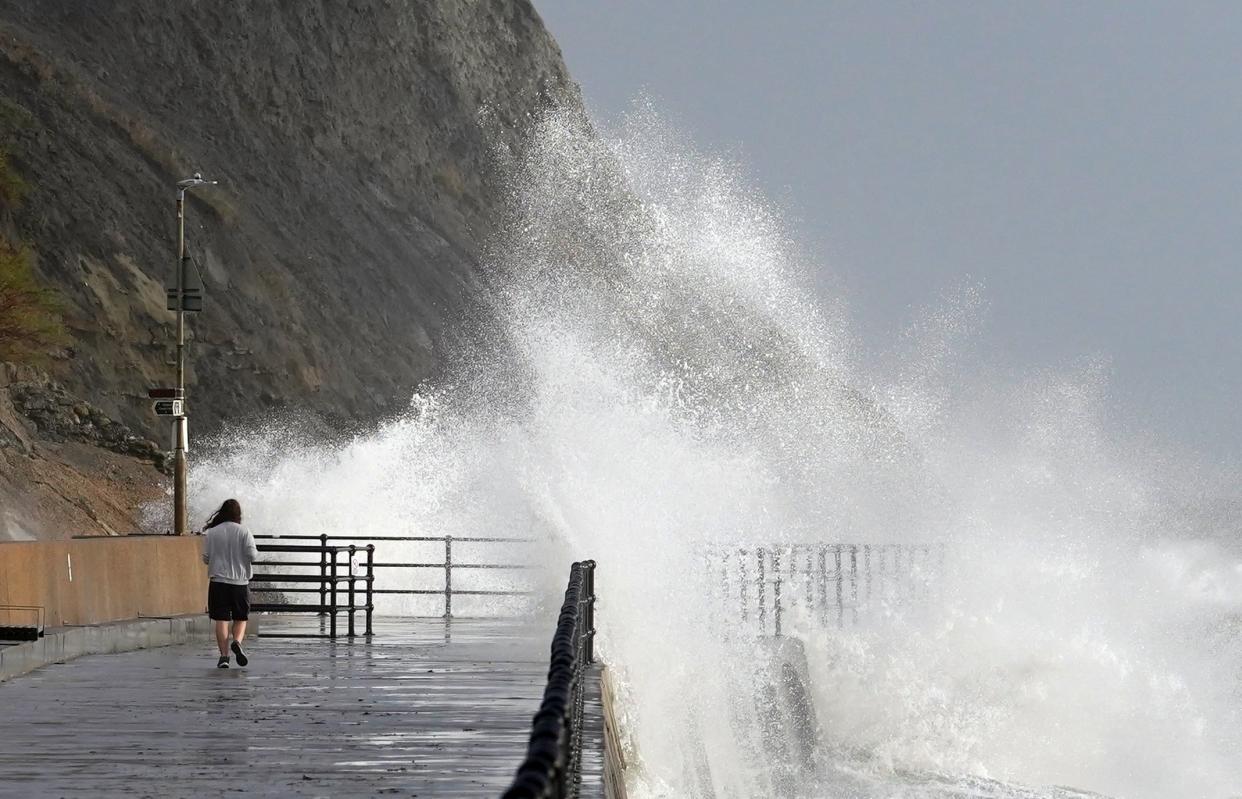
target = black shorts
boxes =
[208,581,250,621]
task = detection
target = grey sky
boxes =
[533,1,1241,459]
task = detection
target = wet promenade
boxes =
[0,617,602,798]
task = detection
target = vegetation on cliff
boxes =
[0,239,67,363]
[0,0,579,441]
[0,144,67,365]
[0,1,579,537]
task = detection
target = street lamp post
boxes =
[170,173,216,535]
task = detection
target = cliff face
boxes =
[0,363,166,539]
[0,0,576,439]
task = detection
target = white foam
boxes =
[162,101,1242,798]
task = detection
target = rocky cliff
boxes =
[0,0,578,537]
[1,363,167,539]
[0,0,576,436]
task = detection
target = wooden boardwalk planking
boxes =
[0,616,603,798]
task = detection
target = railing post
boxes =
[583,560,596,664]
[850,545,859,625]
[347,544,357,638]
[834,545,844,627]
[864,543,872,604]
[878,544,888,599]
[443,535,453,619]
[365,544,375,637]
[738,548,748,623]
[757,549,766,634]
[329,548,338,639]
[773,548,782,637]
[804,547,813,614]
[818,546,829,627]
[318,533,328,617]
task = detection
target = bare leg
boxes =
[214,620,229,656]
[231,620,247,645]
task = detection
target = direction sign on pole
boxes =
[153,399,184,417]
[166,288,203,312]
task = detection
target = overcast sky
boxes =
[533,1,1241,460]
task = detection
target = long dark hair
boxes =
[205,499,242,529]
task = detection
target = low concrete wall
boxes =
[0,613,217,682]
[0,535,208,628]
[601,666,631,799]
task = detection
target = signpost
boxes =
[152,398,184,417]
[161,173,216,535]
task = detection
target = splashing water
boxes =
[168,102,1242,798]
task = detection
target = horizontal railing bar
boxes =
[253,534,535,543]
[251,560,324,567]
[369,589,533,596]
[251,589,370,598]
[446,590,535,596]
[251,604,335,613]
[450,563,535,570]
[251,608,373,614]
[369,562,445,569]
[245,579,355,584]
[252,588,325,594]
[364,562,534,570]
[251,560,532,570]
[368,589,448,595]
[256,544,357,553]
[250,584,369,592]
[710,543,940,552]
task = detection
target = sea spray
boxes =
[168,101,1242,798]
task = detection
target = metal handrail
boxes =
[502,560,597,799]
[0,604,45,641]
[254,534,532,543]
[709,542,947,636]
[250,537,375,639]
[254,533,535,618]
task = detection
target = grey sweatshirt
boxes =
[201,521,260,585]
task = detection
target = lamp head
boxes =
[177,173,219,190]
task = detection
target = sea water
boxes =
[167,102,1242,798]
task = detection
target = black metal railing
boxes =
[502,560,597,799]
[254,534,534,618]
[711,543,946,636]
[0,605,44,642]
[251,536,375,638]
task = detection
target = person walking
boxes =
[201,499,259,668]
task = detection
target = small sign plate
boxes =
[153,399,184,417]
[166,288,204,313]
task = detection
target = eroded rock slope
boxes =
[0,0,576,437]
[0,1,578,536]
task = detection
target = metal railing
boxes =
[0,605,44,642]
[254,534,534,618]
[711,543,946,636]
[503,560,597,799]
[251,536,375,638]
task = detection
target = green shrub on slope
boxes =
[0,149,26,208]
[0,240,67,363]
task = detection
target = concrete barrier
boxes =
[0,535,209,628]
[601,666,632,799]
[0,613,217,682]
